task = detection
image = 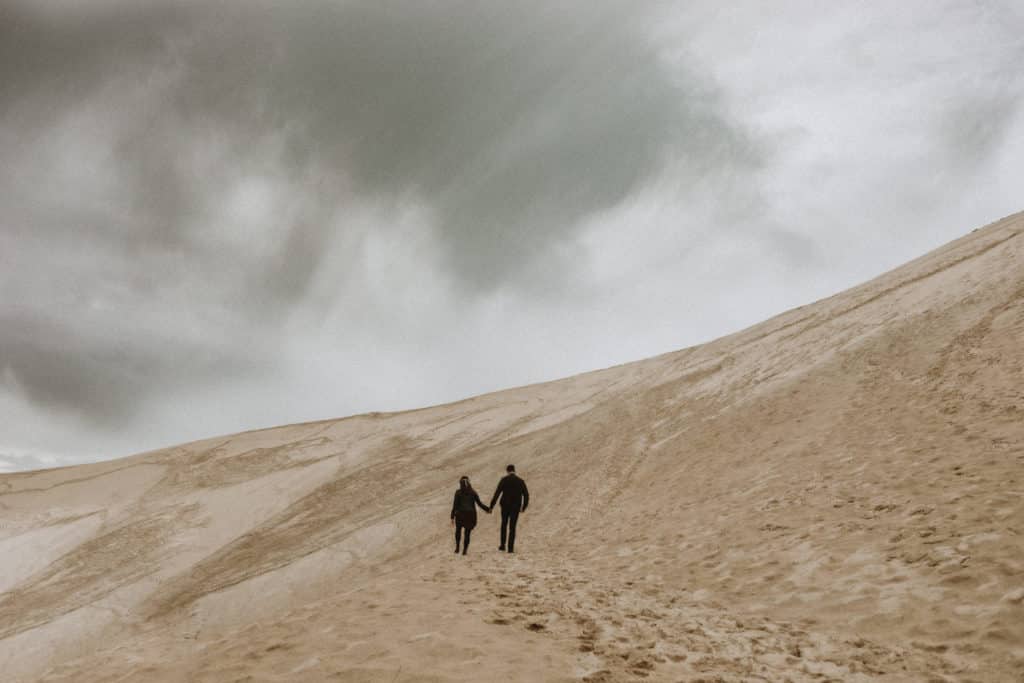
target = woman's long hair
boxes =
[459,476,475,495]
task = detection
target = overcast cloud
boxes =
[2,0,1022,471]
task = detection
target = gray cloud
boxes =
[1,1,1022,467]
[0,2,190,117]
[1,0,761,429]
[0,307,258,425]
[150,2,760,285]
[4,0,759,281]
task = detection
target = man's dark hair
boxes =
[506,464,515,472]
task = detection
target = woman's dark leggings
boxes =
[455,524,471,554]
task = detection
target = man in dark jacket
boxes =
[490,464,529,553]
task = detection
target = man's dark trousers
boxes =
[500,506,520,552]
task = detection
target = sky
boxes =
[2,0,1023,472]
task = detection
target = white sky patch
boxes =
[0,450,61,474]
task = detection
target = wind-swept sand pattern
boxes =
[1,212,1022,681]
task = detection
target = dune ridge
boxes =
[1,211,1022,681]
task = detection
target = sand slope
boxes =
[1,212,1022,682]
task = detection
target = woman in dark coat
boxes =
[451,476,490,555]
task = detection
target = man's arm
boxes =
[521,480,529,512]
[489,479,504,509]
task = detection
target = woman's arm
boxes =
[451,492,459,520]
[475,493,490,513]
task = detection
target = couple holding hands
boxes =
[450,465,529,555]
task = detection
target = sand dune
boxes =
[2,212,1022,681]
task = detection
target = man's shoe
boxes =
[498,545,505,551]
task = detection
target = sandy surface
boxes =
[1,211,1022,681]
